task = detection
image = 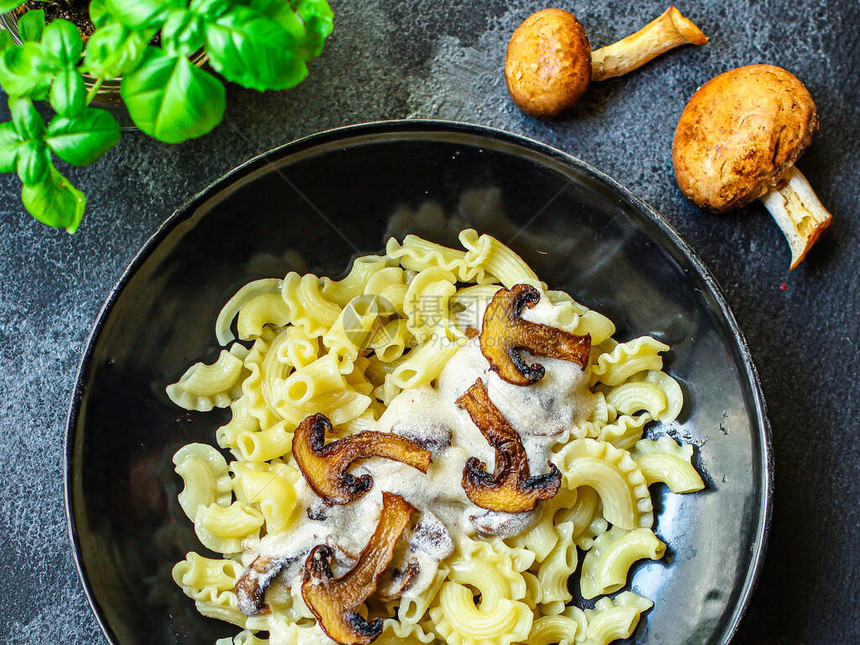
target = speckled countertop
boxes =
[1,1,858,643]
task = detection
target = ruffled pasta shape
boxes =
[242,329,287,431]
[216,278,282,346]
[596,413,651,451]
[217,396,261,451]
[376,619,436,645]
[281,272,341,337]
[237,294,292,341]
[553,439,653,530]
[581,592,653,645]
[397,564,450,626]
[631,436,705,493]
[236,420,294,462]
[167,344,249,412]
[268,617,334,645]
[535,521,578,611]
[635,370,685,423]
[525,606,587,645]
[172,552,243,604]
[506,486,578,562]
[403,267,461,343]
[270,353,371,426]
[369,318,410,363]
[364,266,410,312]
[173,553,248,629]
[385,234,490,284]
[606,381,668,419]
[580,526,666,599]
[555,486,608,551]
[591,337,669,387]
[173,443,232,521]
[385,335,462,391]
[320,255,390,307]
[193,501,264,554]
[429,537,534,644]
[231,461,300,534]
[323,294,389,365]
[459,229,543,289]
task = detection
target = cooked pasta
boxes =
[167,230,704,645]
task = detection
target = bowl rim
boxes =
[64,118,773,645]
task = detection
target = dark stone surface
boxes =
[0,0,857,642]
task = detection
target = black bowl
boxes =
[66,121,772,644]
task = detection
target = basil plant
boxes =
[0,0,333,231]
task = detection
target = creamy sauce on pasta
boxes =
[248,294,593,605]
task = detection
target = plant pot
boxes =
[0,8,207,129]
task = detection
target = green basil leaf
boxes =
[10,97,45,139]
[0,121,24,172]
[121,48,225,143]
[83,22,149,79]
[104,0,181,29]
[46,107,120,166]
[22,165,86,233]
[41,19,83,68]
[0,0,24,12]
[294,0,333,61]
[190,0,229,21]
[205,6,307,91]
[0,43,53,98]
[15,140,49,183]
[0,30,13,54]
[88,0,112,28]
[19,9,46,42]
[162,8,205,56]
[49,69,86,117]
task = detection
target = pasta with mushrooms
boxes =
[169,230,704,645]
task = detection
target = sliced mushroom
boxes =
[469,509,535,538]
[235,555,295,616]
[376,558,420,602]
[391,421,452,455]
[456,379,561,513]
[480,284,591,386]
[673,64,832,269]
[302,492,416,645]
[409,510,454,562]
[505,7,707,117]
[293,413,432,505]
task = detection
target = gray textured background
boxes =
[1,0,858,642]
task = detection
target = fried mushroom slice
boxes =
[235,555,295,616]
[480,284,590,386]
[456,379,561,513]
[376,558,420,602]
[302,492,416,645]
[293,413,432,505]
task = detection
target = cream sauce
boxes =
[246,292,593,605]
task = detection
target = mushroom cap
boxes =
[505,8,592,118]
[673,64,818,213]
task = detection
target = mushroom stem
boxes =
[759,166,833,270]
[591,6,707,82]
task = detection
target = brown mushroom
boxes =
[480,284,591,386]
[673,64,832,270]
[293,413,432,505]
[456,379,561,513]
[235,555,294,616]
[375,558,420,602]
[302,492,416,645]
[505,6,707,117]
